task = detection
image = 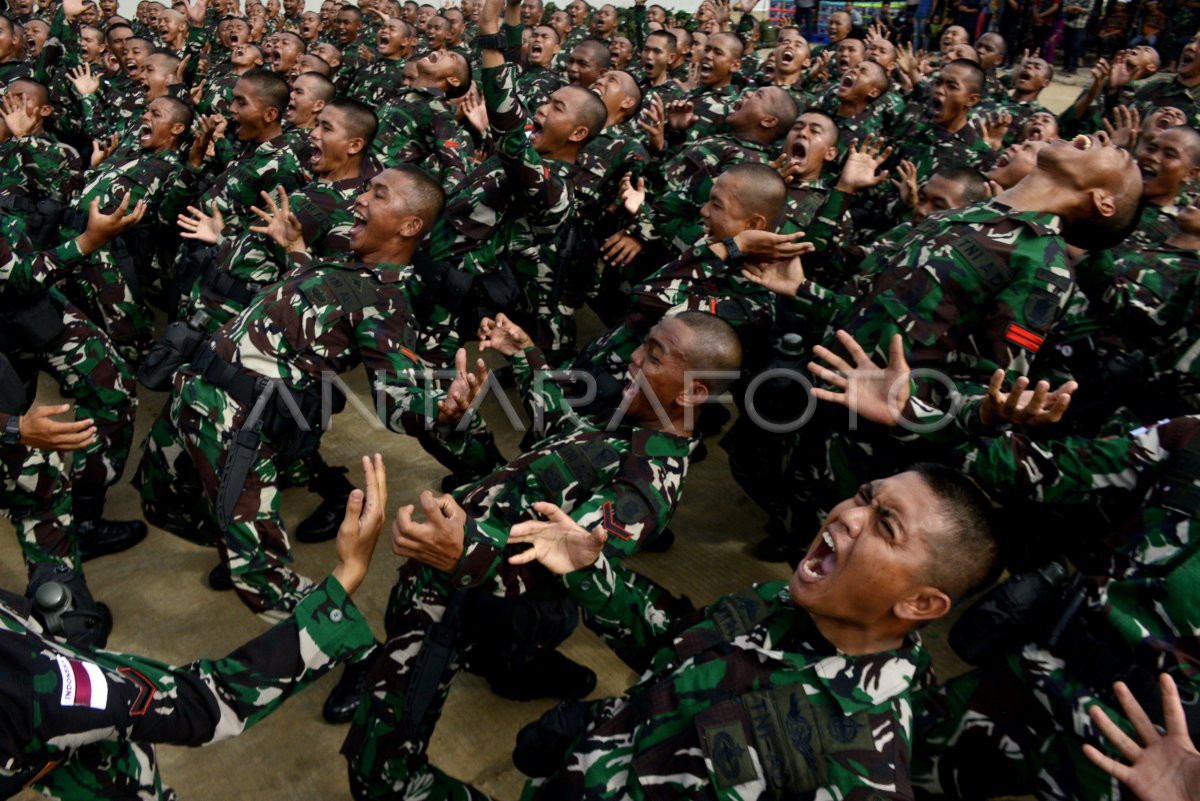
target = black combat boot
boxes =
[73,489,148,562]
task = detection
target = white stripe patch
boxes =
[56,654,109,710]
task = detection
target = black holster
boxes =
[26,563,112,649]
[138,316,210,391]
[0,293,65,352]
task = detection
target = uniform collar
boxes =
[938,198,1063,237]
[811,632,926,714]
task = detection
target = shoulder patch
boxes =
[56,655,108,710]
[1005,322,1045,352]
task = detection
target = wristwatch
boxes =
[475,32,506,51]
[722,236,745,266]
[2,415,20,446]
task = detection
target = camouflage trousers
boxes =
[10,294,138,497]
[912,645,1133,801]
[0,442,78,574]
[135,384,315,620]
[343,559,578,800]
[65,247,154,368]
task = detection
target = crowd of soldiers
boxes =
[1,0,1200,796]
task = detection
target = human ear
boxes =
[569,123,589,143]
[679,379,709,408]
[347,135,365,155]
[759,113,778,130]
[1091,188,1117,219]
[893,587,952,623]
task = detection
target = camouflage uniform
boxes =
[975,95,1051,147]
[416,58,573,363]
[1131,75,1200,128]
[161,134,306,236]
[682,83,740,141]
[342,340,698,799]
[632,134,770,257]
[0,575,374,800]
[183,176,363,330]
[64,148,183,364]
[0,134,81,228]
[347,57,410,107]
[516,63,566,112]
[777,201,1074,531]
[889,115,996,184]
[914,416,1200,801]
[523,576,926,800]
[372,87,474,190]
[136,256,452,618]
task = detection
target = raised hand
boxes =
[507,501,606,574]
[1103,104,1142,150]
[729,229,813,261]
[459,84,488,133]
[835,134,893,193]
[391,490,468,573]
[90,132,119,167]
[436,347,489,424]
[76,192,147,255]
[331,453,388,595]
[177,200,225,244]
[68,63,100,97]
[637,94,666,151]
[478,312,533,356]
[666,98,697,130]
[739,0,759,13]
[1082,675,1200,801]
[16,404,96,450]
[601,231,644,267]
[248,185,305,251]
[978,369,1077,427]
[1,94,37,139]
[188,113,224,168]
[619,173,646,216]
[741,253,806,297]
[892,158,919,208]
[808,330,911,426]
[976,109,1012,151]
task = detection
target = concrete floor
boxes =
[2,80,1091,799]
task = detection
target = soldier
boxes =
[1130,125,1200,246]
[516,23,564,111]
[372,49,473,190]
[2,454,387,801]
[61,95,192,365]
[627,86,797,259]
[564,38,610,89]
[283,70,334,171]
[136,166,481,618]
[891,60,995,185]
[825,60,890,147]
[332,2,364,48]
[636,28,684,106]
[196,42,264,114]
[0,78,81,233]
[978,55,1054,148]
[1129,32,1200,128]
[745,136,1144,561]
[0,17,31,90]
[345,448,997,799]
[682,31,743,141]
[763,27,815,109]
[342,310,752,797]
[347,16,415,106]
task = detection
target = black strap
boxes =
[190,347,262,410]
[208,270,260,307]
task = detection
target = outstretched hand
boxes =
[178,200,225,244]
[332,453,388,595]
[436,347,489,424]
[619,173,647,216]
[1082,675,1200,801]
[249,185,305,251]
[808,330,911,426]
[478,313,532,357]
[77,192,148,255]
[835,134,893,193]
[508,501,607,574]
[741,254,806,297]
[979,369,1077,427]
[16,404,96,450]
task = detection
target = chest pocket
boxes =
[700,687,878,799]
[510,439,621,510]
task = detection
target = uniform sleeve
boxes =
[956,419,1188,504]
[24,576,373,753]
[511,342,584,433]
[481,63,571,217]
[426,104,473,190]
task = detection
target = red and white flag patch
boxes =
[56,655,108,710]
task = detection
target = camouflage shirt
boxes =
[521,574,927,800]
[346,57,410,107]
[1131,75,1200,128]
[372,86,474,190]
[516,64,567,113]
[0,576,373,799]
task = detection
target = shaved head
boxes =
[724,162,788,230]
[673,311,743,392]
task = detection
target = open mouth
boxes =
[995,147,1014,167]
[791,139,808,160]
[1072,134,1094,151]
[310,144,323,165]
[349,208,366,237]
[138,123,153,143]
[780,48,795,64]
[930,97,944,115]
[799,530,837,582]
